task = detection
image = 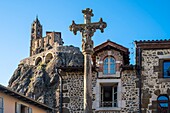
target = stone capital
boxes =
[82,37,93,54]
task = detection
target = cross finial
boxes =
[69,8,107,52]
[82,8,94,24]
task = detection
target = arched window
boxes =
[157,95,169,112]
[103,57,116,75]
[35,57,42,66]
[45,53,53,64]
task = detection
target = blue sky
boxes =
[0,0,170,86]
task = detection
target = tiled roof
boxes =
[93,40,130,65]
[94,39,129,53]
[135,39,170,49]
[135,39,170,43]
[0,84,55,112]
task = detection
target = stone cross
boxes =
[69,8,107,113]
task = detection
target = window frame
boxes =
[100,84,118,107]
[163,60,170,78]
[15,102,32,113]
[95,79,121,111]
[0,97,3,113]
[157,95,170,112]
[158,59,170,79]
[103,56,116,75]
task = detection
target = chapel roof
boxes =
[93,40,130,65]
[135,39,170,49]
[94,39,129,54]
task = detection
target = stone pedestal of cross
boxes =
[69,8,107,113]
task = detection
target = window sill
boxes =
[98,72,120,78]
[159,78,170,83]
[95,107,121,111]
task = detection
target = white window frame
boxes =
[93,79,121,111]
[0,97,3,113]
[15,102,32,113]
[113,86,118,107]
[100,85,118,107]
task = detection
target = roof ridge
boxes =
[94,39,129,50]
[135,39,170,43]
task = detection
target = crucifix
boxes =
[69,8,107,113]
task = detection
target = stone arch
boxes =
[35,57,43,66]
[45,53,53,64]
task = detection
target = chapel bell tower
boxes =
[30,16,43,56]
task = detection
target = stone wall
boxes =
[55,68,140,113]
[141,49,170,112]
[93,69,139,113]
[56,71,97,113]
[121,69,139,112]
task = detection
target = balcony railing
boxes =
[100,101,118,107]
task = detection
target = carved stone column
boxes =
[69,8,107,113]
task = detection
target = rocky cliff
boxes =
[8,47,84,108]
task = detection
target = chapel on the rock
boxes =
[7,17,170,113]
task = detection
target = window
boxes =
[103,57,116,75]
[157,95,169,113]
[45,53,53,64]
[35,57,42,66]
[15,103,32,113]
[100,84,118,107]
[0,97,3,113]
[95,79,121,110]
[157,59,170,79]
[163,61,170,78]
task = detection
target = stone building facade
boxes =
[56,40,170,113]
[56,40,139,113]
[135,40,170,113]
[12,18,170,113]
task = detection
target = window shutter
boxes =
[0,97,3,113]
[15,102,21,113]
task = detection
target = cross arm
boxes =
[69,18,107,35]
[69,21,85,35]
[90,18,107,33]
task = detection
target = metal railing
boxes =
[100,101,117,107]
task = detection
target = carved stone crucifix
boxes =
[69,8,107,113]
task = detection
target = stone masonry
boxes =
[55,40,139,113]
[141,49,170,112]
[56,71,97,113]
[136,40,170,113]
